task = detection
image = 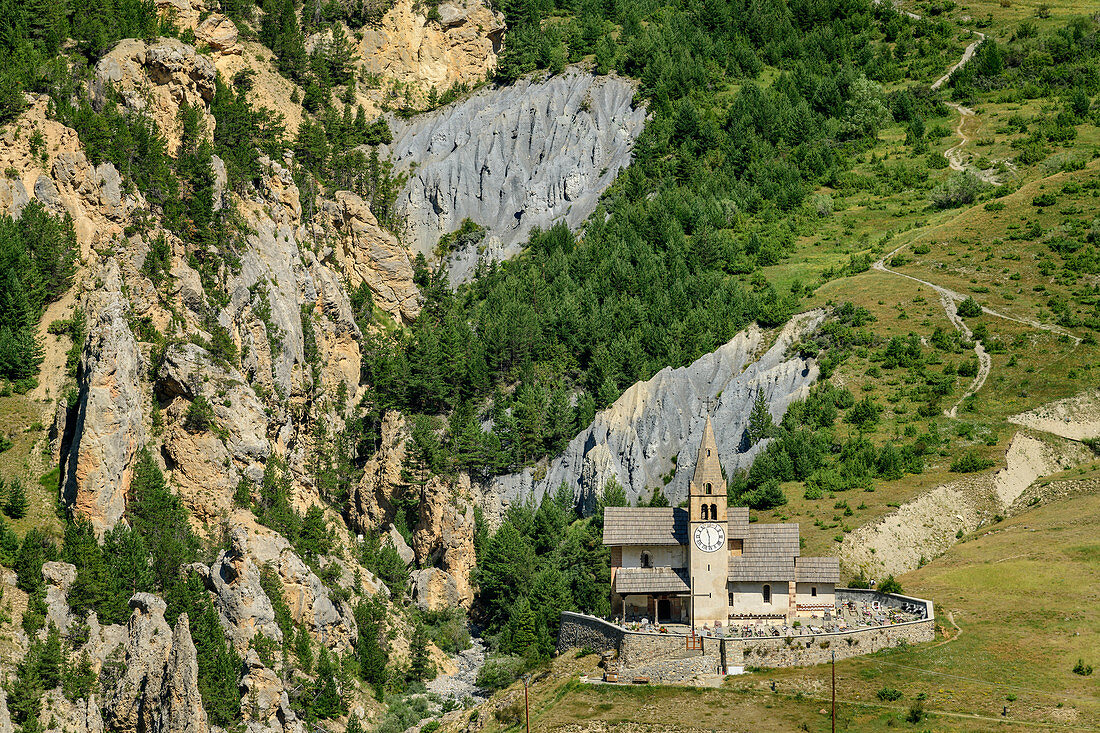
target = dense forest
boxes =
[361,0,958,476]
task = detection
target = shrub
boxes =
[957,297,983,318]
[950,451,995,473]
[184,396,216,432]
[877,687,903,701]
[906,699,925,723]
[930,172,990,209]
[1072,659,1093,676]
[475,656,526,691]
[878,575,903,594]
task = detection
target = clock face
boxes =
[693,522,725,553]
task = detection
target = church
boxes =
[603,416,839,627]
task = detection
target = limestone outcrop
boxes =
[105,594,209,733]
[358,0,504,112]
[62,262,147,536]
[387,69,646,281]
[94,37,217,152]
[195,14,239,54]
[204,527,285,651]
[412,477,476,608]
[488,311,826,516]
[324,190,421,322]
[348,411,409,533]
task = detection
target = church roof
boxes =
[727,556,795,582]
[727,506,750,538]
[743,523,801,558]
[603,507,688,546]
[795,556,840,583]
[613,567,691,595]
[728,522,814,582]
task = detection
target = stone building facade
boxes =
[604,416,840,627]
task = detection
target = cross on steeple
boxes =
[702,395,718,416]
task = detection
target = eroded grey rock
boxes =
[206,527,284,651]
[488,310,826,515]
[387,69,646,281]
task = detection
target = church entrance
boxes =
[657,599,671,623]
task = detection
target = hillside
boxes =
[0,0,1098,731]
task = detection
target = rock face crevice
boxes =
[487,310,826,516]
[62,261,147,536]
[386,69,646,281]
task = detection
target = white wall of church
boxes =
[621,545,686,569]
[729,581,790,616]
[795,583,835,612]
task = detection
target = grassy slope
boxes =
[463,482,1100,732]
[460,6,1100,730]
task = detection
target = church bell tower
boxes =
[688,415,729,627]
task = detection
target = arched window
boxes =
[710,504,718,519]
[701,504,709,520]
[763,584,772,604]
[705,482,712,494]
[707,449,711,457]
[640,552,651,569]
[811,587,818,597]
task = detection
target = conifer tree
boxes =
[312,646,344,718]
[353,597,387,698]
[747,390,775,445]
[3,476,27,519]
[408,621,434,682]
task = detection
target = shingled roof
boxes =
[727,506,750,538]
[795,556,840,583]
[613,567,691,594]
[603,507,688,546]
[743,523,801,558]
[728,556,795,582]
[728,522,806,582]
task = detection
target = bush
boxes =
[878,575,903,594]
[930,172,990,209]
[877,687,903,701]
[950,451,995,473]
[1072,659,1093,676]
[957,297,983,318]
[906,699,926,723]
[184,396,216,432]
[475,656,526,691]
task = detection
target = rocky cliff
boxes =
[386,69,647,280]
[487,310,826,517]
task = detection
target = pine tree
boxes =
[3,476,28,519]
[128,449,200,597]
[62,650,97,702]
[63,519,110,619]
[294,624,313,675]
[747,390,774,445]
[15,528,55,595]
[504,596,538,660]
[408,621,434,682]
[353,597,387,699]
[312,646,344,718]
[38,623,63,689]
[101,523,154,622]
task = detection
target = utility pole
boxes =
[524,674,531,733]
[831,651,836,733]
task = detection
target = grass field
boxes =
[466,483,1100,732]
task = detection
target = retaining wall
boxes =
[557,589,935,673]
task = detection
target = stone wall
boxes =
[557,589,935,673]
[619,655,720,684]
[556,612,624,656]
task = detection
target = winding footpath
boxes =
[871,20,1079,417]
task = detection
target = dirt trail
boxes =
[872,251,991,417]
[931,32,985,91]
